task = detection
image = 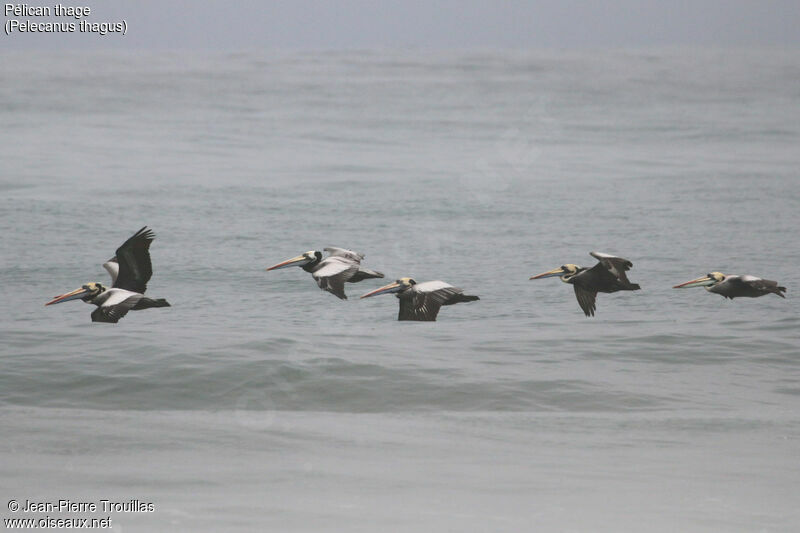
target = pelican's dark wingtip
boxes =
[137,227,156,241]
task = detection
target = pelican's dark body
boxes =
[569,263,640,294]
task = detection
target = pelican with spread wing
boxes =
[530,251,641,317]
[45,227,171,323]
[360,277,479,321]
[266,247,384,299]
[673,272,786,299]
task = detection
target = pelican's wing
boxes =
[590,251,634,284]
[735,276,787,298]
[322,248,383,282]
[90,289,142,324]
[113,227,155,293]
[312,257,359,299]
[102,258,119,285]
[734,275,764,287]
[747,278,780,290]
[572,285,597,317]
[323,247,364,263]
[398,281,463,321]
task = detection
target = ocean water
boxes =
[1,48,799,532]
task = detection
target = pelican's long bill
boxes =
[266,255,309,271]
[529,267,564,280]
[673,276,716,289]
[45,287,90,306]
[360,281,402,299]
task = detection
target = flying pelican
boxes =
[529,251,641,317]
[45,227,170,323]
[266,247,384,299]
[673,272,786,299]
[360,277,479,321]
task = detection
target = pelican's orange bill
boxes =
[45,287,89,306]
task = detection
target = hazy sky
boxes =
[3,0,799,50]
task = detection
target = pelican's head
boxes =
[360,277,415,299]
[529,264,580,283]
[45,282,105,306]
[266,250,322,271]
[673,272,725,290]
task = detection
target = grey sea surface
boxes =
[1,49,799,532]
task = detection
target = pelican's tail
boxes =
[350,269,385,283]
[133,297,171,310]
